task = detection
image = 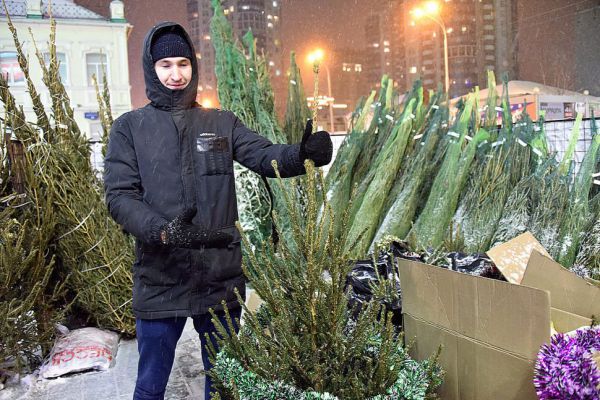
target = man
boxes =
[103,22,332,400]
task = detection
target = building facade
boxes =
[186,0,284,108]
[364,0,517,98]
[74,0,190,109]
[364,0,405,91]
[401,0,517,97]
[330,48,366,110]
[0,0,132,145]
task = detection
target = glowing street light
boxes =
[307,49,335,132]
[411,1,449,94]
[423,1,440,15]
[307,48,324,65]
[200,98,213,108]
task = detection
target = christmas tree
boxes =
[207,161,443,400]
[0,9,136,373]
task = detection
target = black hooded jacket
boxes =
[103,22,305,319]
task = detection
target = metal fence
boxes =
[545,118,596,174]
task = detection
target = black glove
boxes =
[299,119,333,167]
[160,208,233,249]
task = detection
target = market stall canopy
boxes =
[452,80,600,122]
[474,80,600,102]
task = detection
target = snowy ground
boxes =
[0,319,205,400]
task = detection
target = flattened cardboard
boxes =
[487,232,551,284]
[241,289,264,326]
[399,259,551,400]
[245,289,264,313]
[405,315,538,400]
[521,250,600,332]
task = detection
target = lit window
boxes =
[43,52,68,84]
[204,35,211,40]
[268,60,275,67]
[86,53,107,86]
[384,47,390,53]
[273,1,278,7]
[410,66,417,74]
[229,6,234,12]
[267,14,272,19]
[267,22,273,28]
[383,40,390,46]
[355,64,362,72]
[0,51,24,85]
[373,43,380,48]
[242,5,249,10]
[462,26,467,32]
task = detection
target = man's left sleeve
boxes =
[230,113,305,178]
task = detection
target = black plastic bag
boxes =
[345,243,407,327]
[444,252,505,280]
[345,241,505,330]
[387,241,423,262]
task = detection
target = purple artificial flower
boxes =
[534,327,600,400]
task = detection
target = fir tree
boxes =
[283,52,311,145]
[0,7,136,375]
[206,161,443,400]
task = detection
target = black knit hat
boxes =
[151,30,193,62]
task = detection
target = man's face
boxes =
[154,57,192,90]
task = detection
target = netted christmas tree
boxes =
[206,160,443,400]
[283,52,311,145]
[210,0,282,247]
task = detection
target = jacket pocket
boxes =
[204,225,243,283]
[195,133,233,175]
[138,244,186,286]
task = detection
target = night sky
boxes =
[281,0,373,66]
[278,0,377,107]
[281,0,372,49]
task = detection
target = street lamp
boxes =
[411,1,449,94]
[307,49,335,132]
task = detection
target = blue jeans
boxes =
[133,307,241,400]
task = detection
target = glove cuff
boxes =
[150,217,169,245]
[286,143,306,174]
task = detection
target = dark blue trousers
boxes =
[133,307,241,400]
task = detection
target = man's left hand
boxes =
[299,119,333,167]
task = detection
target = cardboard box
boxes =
[399,236,600,400]
[245,288,264,313]
[487,232,551,284]
[521,250,600,333]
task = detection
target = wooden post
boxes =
[4,132,26,195]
